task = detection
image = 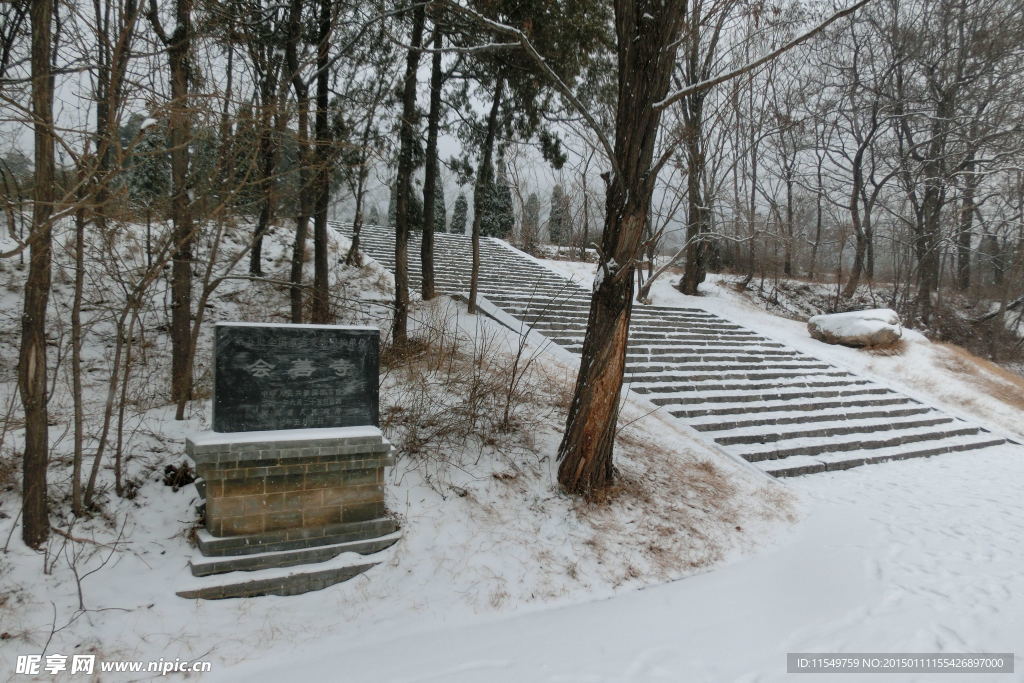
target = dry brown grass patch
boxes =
[863,338,907,356]
[936,343,1024,411]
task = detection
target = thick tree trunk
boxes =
[420,26,443,301]
[310,0,333,324]
[468,77,503,314]
[557,0,685,495]
[392,3,425,344]
[20,0,55,547]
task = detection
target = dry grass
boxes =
[936,342,1024,411]
[863,338,907,356]
[568,424,794,583]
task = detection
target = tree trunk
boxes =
[557,0,685,495]
[392,3,425,344]
[71,184,85,516]
[679,95,709,295]
[420,26,443,301]
[956,155,977,292]
[310,0,333,324]
[20,0,55,548]
[842,145,867,299]
[286,0,310,323]
[468,77,503,314]
[153,0,195,415]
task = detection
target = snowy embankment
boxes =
[0,227,791,679]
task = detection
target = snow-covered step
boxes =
[688,404,936,432]
[762,435,1008,477]
[740,423,985,462]
[647,385,892,407]
[669,395,917,419]
[712,414,956,446]
[629,377,871,395]
[626,369,853,384]
[188,532,401,577]
[177,546,395,600]
[624,361,835,375]
[338,223,1013,478]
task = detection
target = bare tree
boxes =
[19,0,56,548]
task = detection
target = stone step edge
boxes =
[177,546,396,600]
[765,437,1008,477]
[196,517,399,557]
[189,531,402,577]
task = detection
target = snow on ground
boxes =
[2,238,1022,682]
[0,230,790,680]
[223,445,1024,683]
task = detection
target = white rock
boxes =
[807,308,903,347]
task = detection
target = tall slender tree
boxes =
[20,0,56,547]
[147,0,195,416]
[392,2,426,343]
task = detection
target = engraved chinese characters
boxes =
[212,323,379,432]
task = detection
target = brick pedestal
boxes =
[186,426,395,548]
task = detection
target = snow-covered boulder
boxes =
[807,308,902,347]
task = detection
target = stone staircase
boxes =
[177,525,400,600]
[337,224,1011,477]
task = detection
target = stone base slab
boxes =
[186,427,395,539]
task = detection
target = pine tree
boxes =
[522,191,540,251]
[433,181,446,232]
[451,193,468,234]
[493,174,514,239]
[389,183,423,230]
[547,183,570,244]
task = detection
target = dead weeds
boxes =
[937,342,1024,412]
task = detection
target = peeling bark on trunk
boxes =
[557,0,685,495]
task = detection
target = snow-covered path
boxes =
[219,445,1024,683]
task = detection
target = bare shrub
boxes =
[380,299,553,490]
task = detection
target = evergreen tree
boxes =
[479,172,514,239]
[433,181,446,232]
[367,204,381,225]
[547,183,570,244]
[388,184,423,230]
[127,123,170,219]
[522,191,540,250]
[493,174,514,239]
[450,193,468,234]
